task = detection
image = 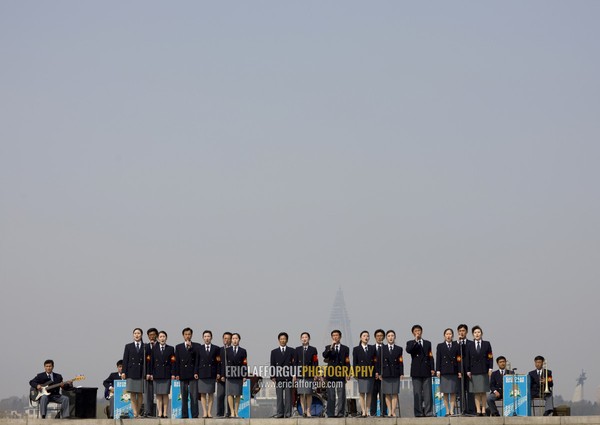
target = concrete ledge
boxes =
[3,417,600,425]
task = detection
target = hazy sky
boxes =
[1,1,599,403]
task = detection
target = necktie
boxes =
[234,347,238,355]
[206,345,210,353]
[476,341,481,353]
[136,342,140,352]
[419,340,423,348]
[389,345,393,352]
[335,345,339,353]
[447,343,451,350]
[47,374,52,381]
[282,347,285,354]
[501,370,504,376]
[161,345,164,353]
[364,346,368,353]
[304,347,308,352]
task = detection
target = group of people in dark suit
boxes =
[110,327,247,419]
[91,324,553,418]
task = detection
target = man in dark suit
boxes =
[406,325,435,417]
[216,332,232,417]
[270,332,296,418]
[143,328,158,417]
[529,355,554,416]
[173,327,200,418]
[103,360,123,418]
[456,324,475,415]
[322,329,351,417]
[29,359,72,419]
[295,332,319,417]
[487,356,511,416]
[370,329,387,416]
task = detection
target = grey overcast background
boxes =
[1,1,599,403]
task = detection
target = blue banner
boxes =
[113,379,133,419]
[238,379,251,418]
[432,377,447,417]
[503,374,530,416]
[170,380,192,419]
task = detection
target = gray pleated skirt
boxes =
[469,374,489,393]
[296,379,314,395]
[440,375,458,393]
[198,378,216,394]
[126,378,143,393]
[226,379,243,396]
[382,377,399,394]
[358,378,374,394]
[154,379,171,395]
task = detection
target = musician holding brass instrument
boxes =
[528,355,554,416]
[29,359,72,419]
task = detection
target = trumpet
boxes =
[543,361,551,395]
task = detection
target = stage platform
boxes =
[3,417,600,425]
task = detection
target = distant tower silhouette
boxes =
[324,288,354,348]
[572,370,586,402]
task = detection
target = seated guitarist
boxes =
[29,359,73,419]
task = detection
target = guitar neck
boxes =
[45,376,83,390]
[45,381,66,391]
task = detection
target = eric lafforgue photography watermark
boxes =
[225,364,374,389]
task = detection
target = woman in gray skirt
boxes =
[149,331,175,418]
[435,328,460,416]
[225,333,247,418]
[381,330,404,417]
[198,330,220,418]
[465,326,493,416]
[352,331,376,416]
[295,332,319,417]
[122,328,145,418]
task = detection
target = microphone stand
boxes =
[458,340,470,416]
[511,368,518,416]
[223,344,229,418]
[379,344,385,416]
[141,340,147,418]
[301,346,307,417]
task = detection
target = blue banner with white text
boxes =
[503,374,530,416]
[113,379,133,419]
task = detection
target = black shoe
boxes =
[543,410,553,416]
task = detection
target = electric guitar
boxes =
[30,375,85,401]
